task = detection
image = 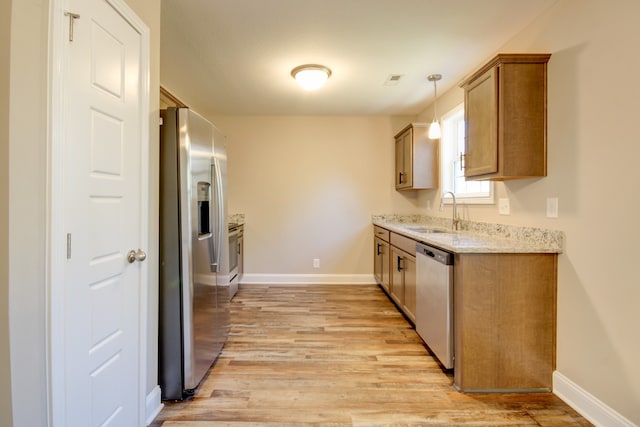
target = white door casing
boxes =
[48,0,150,426]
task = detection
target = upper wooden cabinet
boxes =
[394,123,438,190]
[461,54,551,181]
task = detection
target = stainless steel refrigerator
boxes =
[159,107,230,400]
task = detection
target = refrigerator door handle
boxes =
[210,159,224,272]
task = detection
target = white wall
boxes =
[0,2,13,427]
[415,0,640,424]
[209,115,417,281]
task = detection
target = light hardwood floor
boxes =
[151,284,592,426]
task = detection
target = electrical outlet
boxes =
[498,198,510,215]
[546,197,559,218]
[313,258,320,268]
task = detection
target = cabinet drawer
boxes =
[390,232,417,255]
[374,225,390,241]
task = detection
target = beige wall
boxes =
[415,0,640,423]
[209,115,416,279]
[0,1,13,426]
[8,0,50,425]
[5,0,161,425]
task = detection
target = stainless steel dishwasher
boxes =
[416,242,454,369]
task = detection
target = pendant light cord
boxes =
[432,78,438,121]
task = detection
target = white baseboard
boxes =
[553,371,637,427]
[145,385,163,426]
[240,273,376,285]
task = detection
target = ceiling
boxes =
[160,0,557,117]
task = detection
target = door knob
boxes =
[127,249,147,263]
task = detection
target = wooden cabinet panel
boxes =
[390,247,405,308]
[402,254,416,323]
[373,225,390,241]
[465,68,498,176]
[462,54,550,181]
[388,232,417,324]
[390,232,417,254]
[394,123,437,190]
[374,236,390,292]
[453,253,557,391]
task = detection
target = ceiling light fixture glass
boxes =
[291,64,332,91]
[427,74,442,139]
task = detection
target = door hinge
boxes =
[66,233,71,259]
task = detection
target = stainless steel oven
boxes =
[228,223,241,298]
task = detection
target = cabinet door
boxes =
[238,234,244,277]
[394,135,404,187]
[465,67,498,177]
[402,254,416,323]
[374,237,390,292]
[381,240,390,293]
[390,247,405,307]
[395,129,413,189]
[374,237,383,285]
[401,129,413,187]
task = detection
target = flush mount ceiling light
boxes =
[427,74,442,139]
[291,64,332,91]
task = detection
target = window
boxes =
[440,104,494,204]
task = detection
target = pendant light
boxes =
[291,64,332,91]
[427,74,442,139]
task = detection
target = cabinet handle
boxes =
[398,172,405,184]
[376,243,382,256]
[459,152,466,170]
[397,255,403,272]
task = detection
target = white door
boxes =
[59,0,148,425]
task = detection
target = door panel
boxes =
[63,0,144,425]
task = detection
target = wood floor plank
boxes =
[151,284,591,426]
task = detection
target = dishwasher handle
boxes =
[416,243,453,265]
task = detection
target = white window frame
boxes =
[440,103,494,204]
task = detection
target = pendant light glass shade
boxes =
[427,74,442,140]
[428,120,442,139]
[291,64,332,91]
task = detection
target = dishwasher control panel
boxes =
[417,243,453,265]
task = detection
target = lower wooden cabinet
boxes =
[390,247,416,323]
[390,246,405,307]
[373,224,557,392]
[373,236,390,292]
[374,226,417,322]
[371,228,418,324]
[453,252,557,391]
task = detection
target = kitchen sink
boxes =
[402,225,446,233]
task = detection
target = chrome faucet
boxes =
[440,191,459,231]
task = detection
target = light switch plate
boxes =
[498,198,510,215]
[547,197,559,218]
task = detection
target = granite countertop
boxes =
[373,215,563,254]
[228,213,245,226]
